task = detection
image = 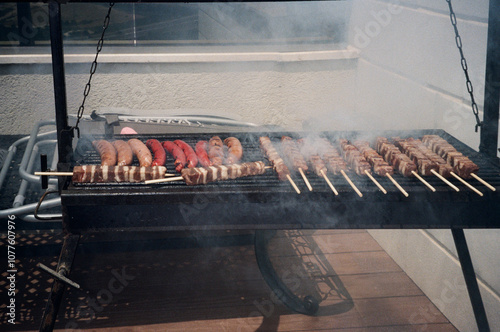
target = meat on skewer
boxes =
[181,161,266,185]
[259,136,300,193]
[281,136,312,191]
[352,141,394,176]
[421,135,480,179]
[376,137,418,177]
[259,136,291,181]
[315,137,348,176]
[338,139,372,176]
[72,165,167,183]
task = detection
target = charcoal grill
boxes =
[31,0,500,331]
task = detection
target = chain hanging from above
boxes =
[73,2,115,138]
[445,0,482,133]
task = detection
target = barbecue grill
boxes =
[23,0,500,331]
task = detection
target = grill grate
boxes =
[71,130,500,193]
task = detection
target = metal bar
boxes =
[479,0,500,159]
[451,228,490,332]
[48,1,73,168]
[39,234,80,332]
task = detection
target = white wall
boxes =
[347,1,500,331]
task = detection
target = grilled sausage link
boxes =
[224,137,243,164]
[208,136,224,166]
[163,141,187,173]
[93,140,117,166]
[174,140,198,168]
[146,139,167,167]
[112,140,133,166]
[128,138,152,167]
[195,141,212,167]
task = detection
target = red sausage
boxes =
[195,141,212,167]
[162,141,187,173]
[174,140,198,168]
[146,139,167,167]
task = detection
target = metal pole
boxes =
[48,1,73,168]
[451,228,490,332]
[479,0,500,159]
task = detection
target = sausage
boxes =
[92,140,117,166]
[146,139,167,167]
[195,141,212,167]
[112,140,133,166]
[127,138,152,167]
[208,136,224,166]
[174,140,198,168]
[224,137,243,164]
[162,141,187,173]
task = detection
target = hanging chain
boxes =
[445,0,482,132]
[73,2,114,138]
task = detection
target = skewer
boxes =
[431,169,459,192]
[364,170,387,194]
[35,171,178,177]
[299,168,313,191]
[471,173,496,191]
[145,176,183,184]
[340,170,362,198]
[286,174,301,194]
[35,171,73,176]
[450,172,483,196]
[320,169,338,195]
[411,171,436,192]
[386,173,409,197]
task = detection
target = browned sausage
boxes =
[92,140,117,166]
[128,138,152,167]
[195,140,212,167]
[208,136,224,166]
[112,140,133,166]
[224,137,243,164]
[174,140,198,168]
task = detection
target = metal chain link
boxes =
[446,0,482,132]
[74,2,114,137]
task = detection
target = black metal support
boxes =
[48,1,73,169]
[479,0,500,159]
[451,228,490,332]
[39,234,80,332]
[254,230,319,315]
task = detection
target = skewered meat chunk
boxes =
[339,139,371,176]
[281,136,308,172]
[353,140,394,176]
[73,165,166,183]
[376,137,417,177]
[259,137,290,181]
[422,135,479,178]
[181,161,266,185]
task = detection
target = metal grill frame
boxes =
[32,1,500,331]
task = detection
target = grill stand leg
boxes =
[451,228,490,332]
[254,230,319,316]
[39,234,80,332]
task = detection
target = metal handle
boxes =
[37,263,80,290]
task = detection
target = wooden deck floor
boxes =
[1,230,458,331]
